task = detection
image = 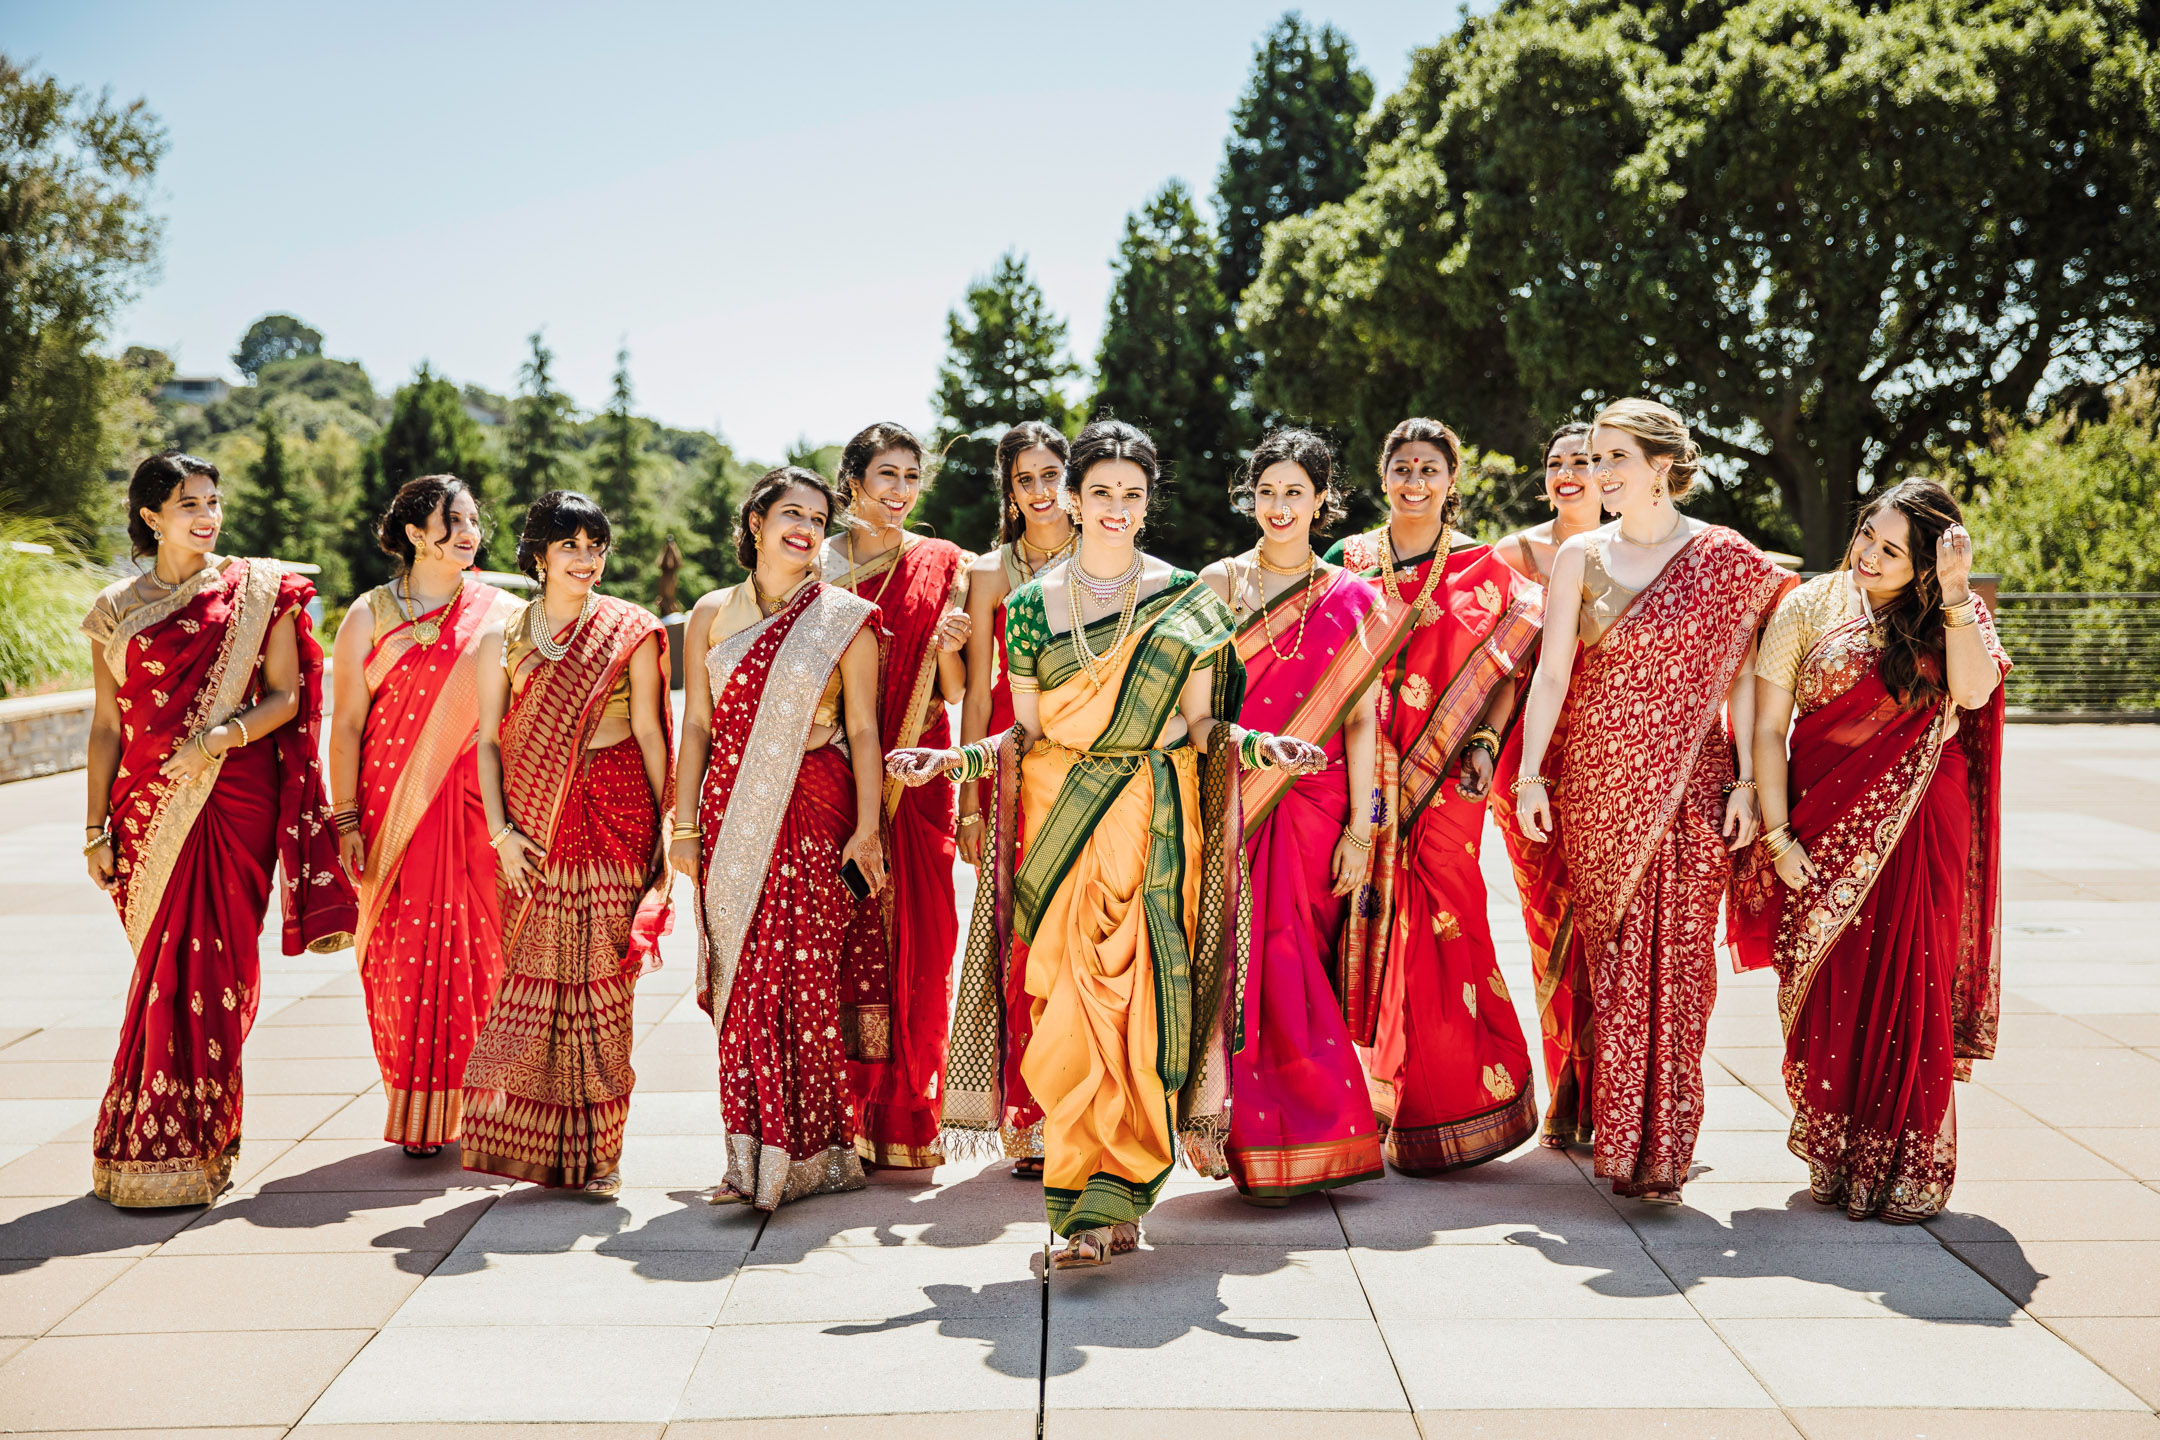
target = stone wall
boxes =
[0,690,92,783]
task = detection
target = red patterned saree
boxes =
[1735,602,2008,1221]
[1330,534,1544,1173]
[461,596,672,1188]
[84,558,355,1206]
[829,535,967,1167]
[1554,527,1792,1197]
[981,542,1044,1158]
[1226,566,1390,1198]
[695,581,878,1208]
[355,576,524,1146]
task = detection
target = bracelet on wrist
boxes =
[1509,774,1555,796]
[489,823,519,851]
[1341,828,1372,852]
[231,716,252,749]
[1723,779,1758,794]
[956,812,983,830]
[669,822,702,842]
[82,830,112,856]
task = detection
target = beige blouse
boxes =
[1756,572,1861,694]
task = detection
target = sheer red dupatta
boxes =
[1734,607,2009,1064]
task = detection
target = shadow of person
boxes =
[822,1273,1047,1380]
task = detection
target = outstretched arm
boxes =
[1514,539,1587,842]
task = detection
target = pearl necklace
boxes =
[1067,562,1141,690]
[527,591,596,663]
[1071,551,1141,604]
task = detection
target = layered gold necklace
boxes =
[1067,552,1142,689]
[1376,528,1447,627]
[1247,546,1317,661]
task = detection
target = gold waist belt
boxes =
[1033,734,1191,774]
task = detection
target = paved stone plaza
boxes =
[0,725,2154,1438]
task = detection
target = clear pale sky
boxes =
[12,2,1472,460]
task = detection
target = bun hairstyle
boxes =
[995,421,1071,545]
[1545,421,1592,454]
[377,474,478,574]
[1234,427,1348,532]
[1063,419,1159,519]
[837,421,926,505]
[1377,417,1464,538]
[127,452,219,558]
[1591,398,1704,501]
[1848,477,1966,711]
[735,465,841,572]
[515,490,612,582]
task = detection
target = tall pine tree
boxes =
[1215,13,1374,306]
[920,252,1077,552]
[505,330,577,533]
[347,363,493,592]
[230,412,314,565]
[1092,181,1251,571]
[591,346,658,604]
[678,434,752,600]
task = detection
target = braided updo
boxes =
[1590,398,1704,501]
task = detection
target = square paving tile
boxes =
[751,1171,1048,1256]
[1948,1239,2160,1317]
[2074,1015,2160,1047]
[626,1090,728,1135]
[613,1134,734,1189]
[1054,1243,1372,1324]
[1956,1127,2136,1183]
[1989,1083,2160,1129]
[159,1189,493,1259]
[678,1316,1043,1418]
[240,1023,380,1059]
[1382,1317,1774,1409]
[1787,1410,2160,1440]
[1931,1180,2160,1242]
[2044,1317,2160,1408]
[625,1050,722,1092]
[1333,1178,1638,1247]
[0,1327,373,1428]
[0,1058,111,1098]
[1397,1412,1804,1439]
[1957,1085,2051,1129]
[1047,1411,1419,1439]
[720,1239,1042,1324]
[53,1250,426,1334]
[307,1323,710,1423]
[0,1254,133,1335]
[1712,1315,2147,1408]
[1703,1085,1792,1131]
[1708,1048,1785,1089]
[451,1185,760,1256]
[1653,1241,2019,1319]
[0,1027,118,1063]
[239,1138,508,1194]
[1045,1311,1405,1412]
[390,1248,739,1326]
[242,1056,392,1095]
[2066,1128,2160,1180]
[0,1096,98,1145]
[1605,1184,1936,1249]
[1351,1242,1688,1320]
[1685,1131,1812,1185]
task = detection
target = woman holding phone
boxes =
[671,468,885,1210]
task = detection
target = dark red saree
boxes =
[1736,608,2008,1221]
[84,558,354,1206]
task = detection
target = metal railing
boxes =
[1990,593,2160,720]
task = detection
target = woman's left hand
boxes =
[1257,733,1327,775]
[934,610,972,653]
[1937,523,1975,603]
[1455,747,1496,801]
[160,729,224,782]
[840,827,887,896]
[1722,787,1760,851]
[1329,830,1372,897]
[885,747,957,787]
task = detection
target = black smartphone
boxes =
[839,857,872,902]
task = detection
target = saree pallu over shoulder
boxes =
[827,534,969,812]
[1233,568,1390,826]
[1555,528,1794,955]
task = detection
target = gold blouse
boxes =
[709,581,844,730]
[1757,572,1861,694]
[1578,540,1643,647]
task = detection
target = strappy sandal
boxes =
[1638,1188,1683,1207]
[402,1144,442,1159]
[1010,1157,1044,1180]
[1052,1227,1113,1269]
[580,1171,623,1199]
[708,1185,750,1206]
[1109,1220,1142,1255]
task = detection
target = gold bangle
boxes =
[956,812,983,829]
[194,732,214,762]
[669,823,702,841]
[231,716,251,748]
[489,823,519,851]
[1341,828,1372,851]
[82,831,112,856]
[1509,775,1555,796]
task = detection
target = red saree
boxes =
[461,596,672,1188]
[1226,566,1390,1198]
[1491,662,1596,1148]
[1331,534,1545,1172]
[982,544,1043,1159]
[1735,602,2008,1221]
[83,558,355,1206]
[695,581,878,1208]
[355,577,524,1146]
[830,535,966,1167]
[1554,527,1793,1197]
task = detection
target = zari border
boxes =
[1381,1089,1539,1174]
[92,1142,237,1208]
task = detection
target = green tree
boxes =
[229,412,306,559]
[1094,181,1252,571]
[231,314,322,380]
[1215,12,1374,306]
[1243,0,2160,567]
[921,251,1078,551]
[678,437,752,600]
[505,330,578,530]
[348,363,494,592]
[592,346,658,603]
[0,57,165,553]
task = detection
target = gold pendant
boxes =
[412,621,441,647]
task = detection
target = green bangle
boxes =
[1238,730,1272,771]
[951,740,997,783]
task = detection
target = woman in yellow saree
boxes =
[890,420,1322,1269]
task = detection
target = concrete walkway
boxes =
[0,726,2155,1438]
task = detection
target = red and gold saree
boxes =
[1226,565,1390,1199]
[354,576,524,1146]
[461,595,672,1188]
[1735,577,2008,1221]
[828,535,967,1168]
[695,580,879,1208]
[83,558,355,1206]
[981,542,1044,1159]
[1554,527,1792,1197]
[1330,533,1544,1173]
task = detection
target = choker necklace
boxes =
[1616,510,1686,548]
[1377,529,1447,628]
[1068,560,1141,690]
[1017,527,1075,575]
[528,591,597,663]
[1071,552,1142,605]
[1255,543,1313,576]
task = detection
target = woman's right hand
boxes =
[336,828,368,882]
[1515,782,1552,843]
[497,828,546,896]
[667,833,701,880]
[956,810,983,867]
[885,748,957,788]
[840,827,887,896]
[86,837,117,893]
[1772,838,1818,892]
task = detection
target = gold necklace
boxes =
[1615,510,1686,548]
[1375,528,1447,627]
[395,576,451,647]
[1067,564,1141,690]
[1248,549,1316,661]
[1017,525,1075,576]
[1255,541,1313,575]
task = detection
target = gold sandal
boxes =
[580,1171,623,1199]
[1052,1227,1113,1269]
